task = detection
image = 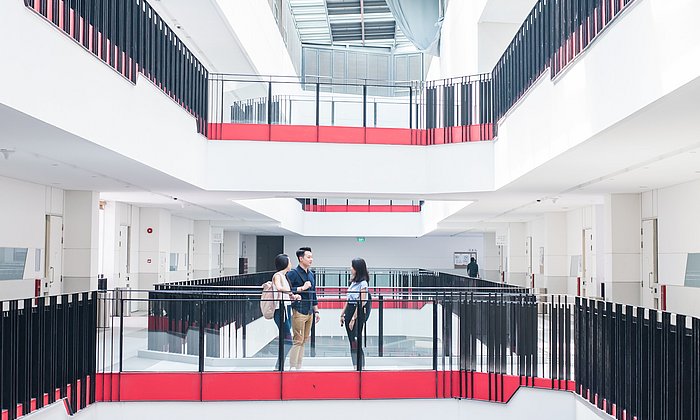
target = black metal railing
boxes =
[24,0,636,142]
[99,286,700,419]
[575,298,700,420]
[296,199,424,212]
[0,292,98,420]
[493,0,636,122]
[208,74,495,144]
[24,0,209,134]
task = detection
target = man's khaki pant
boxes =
[289,309,313,369]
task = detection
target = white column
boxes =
[482,232,499,281]
[506,222,529,287]
[223,231,241,275]
[138,208,171,290]
[603,193,641,305]
[193,221,213,279]
[543,212,568,294]
[63,191,99,293]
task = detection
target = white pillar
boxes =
[506,222,529,287]
[138,208,171,290]
[482,232,499,281]
[223,231,241,275]
[543,212,568,294]
[603,194,641,305]
[63,191,99,293]
[193,221,224,279]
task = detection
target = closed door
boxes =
[641,219,658,308]
[118,226,130,288]
[186,234,194,280]
[256,236,284,272]
[45,215,63,296]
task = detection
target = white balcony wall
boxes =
[494,0,700,189]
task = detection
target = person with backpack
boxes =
[340,258,370,369]
[265,254,299,370]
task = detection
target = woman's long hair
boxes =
[350,258,369,284]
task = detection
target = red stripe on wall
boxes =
[202,373,281,401]
[361,371,437,399]
[303,205,420,213]
[119,373,200,401]
[318,126,365,144]
[208,124,494,144]
[271,125,318,142]
[283,372,360,400]
[92,371,576,403]
[365,127,413,145]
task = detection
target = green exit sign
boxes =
[356,237,366,243]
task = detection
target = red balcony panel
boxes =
[208,123,269,141]
[203,373,281,401]
[318,126,365,144]
[360,371,436,399]
[302,204,420,213]
[208,124,494,144]
[119,373,200,401]
[365,127,413,145]
[283,372,360,400]
[270,125,318,142]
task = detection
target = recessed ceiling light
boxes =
[51,182,61,186]
[639,186,648,189]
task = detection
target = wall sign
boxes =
[454,251,477,269]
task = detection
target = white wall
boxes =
[207,141,494,196]
[240,235,257,274]
[432,0,487,78]
[283,235,484,272]
[495,0,700,190]
[62,191,100,293]
[214,0,298,77]
[223,231,240,275]
[647,178,700,317]
[0,0,209,188]
[0,176,62,299]
[169,216,194,282]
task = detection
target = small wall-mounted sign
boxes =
[356,237,366,243]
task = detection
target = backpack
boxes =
[260,280,276,320]
[363,291,372,320]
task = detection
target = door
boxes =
[497,245,505,282]
[525,236,533,287]
[583,229,595,298]
[641,219,658,308]
[186,234,194,280]
[256,236,284,272]
[45,215,63,296]
[211,243,223,276]
[117,226,130,288]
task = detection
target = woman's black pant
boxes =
[343,303,366,369]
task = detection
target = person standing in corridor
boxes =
[287,247,320,369]
[467,257,479,278]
